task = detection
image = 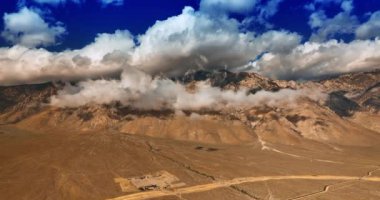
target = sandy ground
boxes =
[1,125,380,200]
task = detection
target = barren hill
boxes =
[1,70,380,200]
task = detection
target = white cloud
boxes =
[309,12,358,42]
[1,7,66,47]
[256,0,284,27]
[250,39,380,80]
[51,67,325,110]
[131,6,301,76]
[253,30,302,53]
[356,11,380,39]
[80,30,134,61]
[0,5,302,85]
[341,0,353,13]
[132,7,254,76]
[0,30,134,85]
[200,0,257,15]
[1,1,379,88]
[305,0,350,11]
[308,0,358,42]
[308,10,327,28]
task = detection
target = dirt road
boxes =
[108,175,380,200]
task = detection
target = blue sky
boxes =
[0,0,201,50]
[1,0,379,50]
[0,0,380,85]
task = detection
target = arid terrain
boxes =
[1,69,380,200]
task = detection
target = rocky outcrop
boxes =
[0,83,58,124]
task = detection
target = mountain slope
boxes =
[0,70,379,146]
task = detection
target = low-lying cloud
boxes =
[51,67,326,110]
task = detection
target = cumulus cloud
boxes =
[308,0,358,42]
[250,39,380,80]
[1,1,379,88]
[0,30,134,85]
[79,30,134,61]
[131,6,301,76]
[1,7,66,47]
[356,11,380,39]
[0,5,301,85]
[200,0,283,28]
[309,12,358,42]
[51,67,325,110]
[253,30,301,53]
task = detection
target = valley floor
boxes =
[1,125,380,200]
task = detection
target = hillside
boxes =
[1,70,380,200]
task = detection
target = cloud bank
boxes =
[0,1,380,86]
[0,30,134,85]
[249,39,380,80]
[0,6,302,85]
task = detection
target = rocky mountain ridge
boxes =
[0,69,379,147]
